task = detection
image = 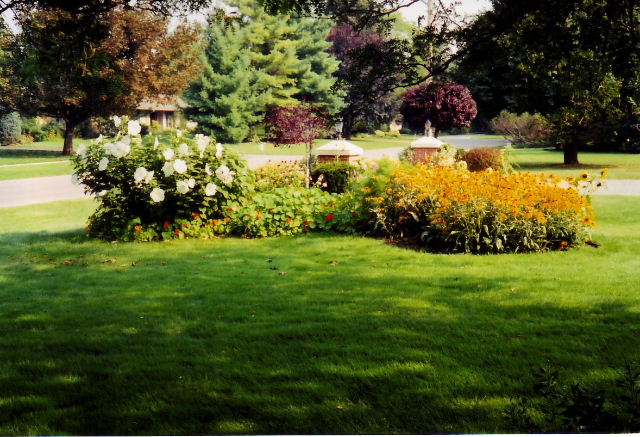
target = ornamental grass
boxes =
[361,163,597,254]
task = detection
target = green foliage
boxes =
[225,187,357,237]
[374,130,385,137]
[504,363,640,433]
[312,160,360,193]
[254,161,307,191]
[490,110,553,146]
[72,117,254,241]
[398,146,414,163]
[183,12,266,143]
[462,147,505,172]
[185,2,342,143]
[0,111,20,145]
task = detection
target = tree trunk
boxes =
[342,113,354,139]
[563,142,579,165]
[62,120,76,156]
[305,142,312,188]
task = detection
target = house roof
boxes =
[137,96,187,111]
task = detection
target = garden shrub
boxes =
[358,162,596,254]
[398,146,414,164]
[0,112,21,145]
[490,110,553,146]
[311,161,361,193]
[72,115,254,241]
[254,161,306,191]
[225,187,359,237]
[386,130,401,137]
[462,147,504,172]
[374,130,385,137]
[353,133,369,139]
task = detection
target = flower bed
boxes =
[359,163,597,254]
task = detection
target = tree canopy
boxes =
[10,7,201,154]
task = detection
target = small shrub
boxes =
[312,161,361,193]
[490,110,553,146]
[462,147,504,172]
[387,130,401,137]
[374,130,385,137]
[353,132,369,139]
[254,161,306,191]
[21,117,48,142]
[398,146,414,163]
[0,112,22,145]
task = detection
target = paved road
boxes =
[2,146,640,208]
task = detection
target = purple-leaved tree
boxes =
[400,82,477,137]
[266,104,327,187]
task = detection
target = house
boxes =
[136,97,186,129]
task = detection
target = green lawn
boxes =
[0,150,73,181]
[512,148,640,179]
[0,196,638,434]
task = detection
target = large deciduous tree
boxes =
[456,0,640,163]
[11,8,201,154]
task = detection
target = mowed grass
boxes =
[512,148,640,179]
[0,196,639,434]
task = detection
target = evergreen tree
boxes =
[184,13,266,143]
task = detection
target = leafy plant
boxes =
[254,161,307,191]
[312,161,361,193]
[72,116,254,241]
[504,363,640,433]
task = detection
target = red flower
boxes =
[174,229,181,235]
[351,211,358,217]
[324,213,335,223]
[182,222,189,228]
[193,212,200,219]
[303,220,309,226]
[163,221,171,229]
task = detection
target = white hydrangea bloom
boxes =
[112,115,121,127]
[176,180,190,194]
[173,159,188,174]
[97,189,108,198]
[162,161,174,177]
[75,143,87,158]
[121,135,132,145]
[150,187,165,202]
[163,148,175,161]
[103,142,114,155]
[178,143,190,156]
[186,121,198,130]
[110,141,131,158]
[98,157,109,171]
[128,120,142,136]
[215,164,235,186]
[215,143,224,159]
[176,129,183,138]
[187,178,196,188]
[204,182,218,196]
[134,167,154,184]
[153,136,159,150]
[195,134,210,150]
[204,163,212,175]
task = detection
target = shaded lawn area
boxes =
[0,161,73,181]
[0,197,639,434]
[513,148,640,179]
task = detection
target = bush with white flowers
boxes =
[72,115,254,241]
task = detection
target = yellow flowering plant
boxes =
[357,162,598,254]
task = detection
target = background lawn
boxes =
[0,196,638,434]
[512,148,640,179]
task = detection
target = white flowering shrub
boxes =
[72,116,254,241]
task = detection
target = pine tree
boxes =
[184,13,266,143]
[292,18,343,115]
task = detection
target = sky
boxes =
[2,0,492,32]
[400,0,492,22]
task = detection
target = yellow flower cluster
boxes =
[386,165,593,226]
